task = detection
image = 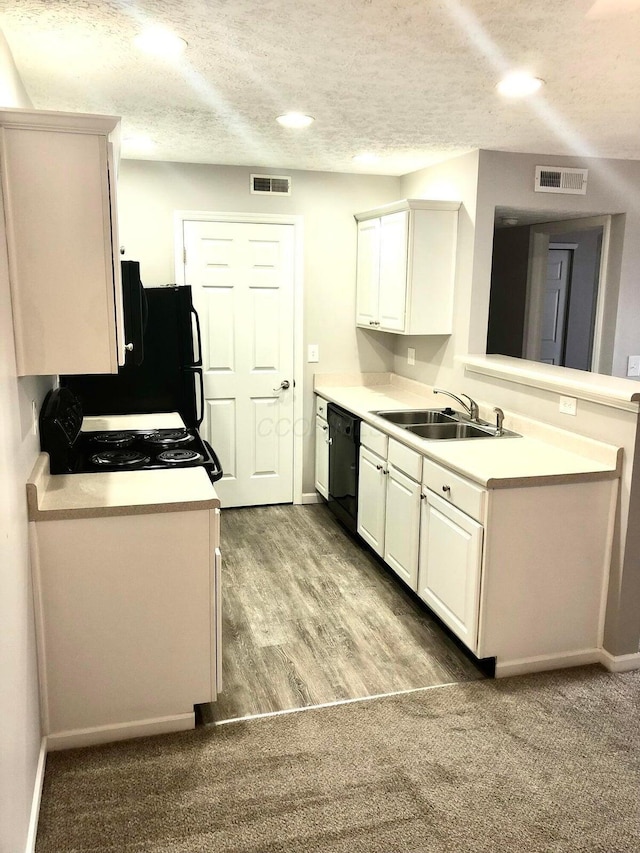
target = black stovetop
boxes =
[75,428,216,474]
[39,388,223,481]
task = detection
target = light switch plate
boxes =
[307,344,319,363]
[407,347,416,366]
[559,395,577,416]
[627,355,640,377]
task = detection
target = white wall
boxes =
[395,149,640,656]
[116,161,400,493]
[0,30,49,853]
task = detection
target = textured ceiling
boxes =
[1,0,639,175]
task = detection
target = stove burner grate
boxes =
[157,449,203,464]
[91,431,135,447]
[90,450,151,468]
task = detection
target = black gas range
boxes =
[40,388,222,482]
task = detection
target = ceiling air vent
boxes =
[534,165,588,195]
[251,174,292,195]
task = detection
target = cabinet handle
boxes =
[376,464,383,471]
[442,485,451,494]
[322,424,328,431]
[420,492,425,500]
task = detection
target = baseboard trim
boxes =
[301,492,323,505]
[45,712,195,752]
[600,649,640,672]
[24,737,47,853]
[495,649,601,678]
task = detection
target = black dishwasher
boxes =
[327,403,361,534]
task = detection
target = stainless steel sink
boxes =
[373,407,521,440]
[407,422,496,440]
[374,408,456,425]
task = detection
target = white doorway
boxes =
[175,213,303,508]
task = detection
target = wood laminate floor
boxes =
[199,503,484,724]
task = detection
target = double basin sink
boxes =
[373,408,521,441]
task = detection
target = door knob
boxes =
[273,379,291,393]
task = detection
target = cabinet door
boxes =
[355,218,380,328]
[378,211,408,332]
[418,489,483,652]
[2,124,120,376]
[315,415,330,499]
[384,464,420,589]
[357,445,386,556]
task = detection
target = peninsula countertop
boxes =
[27,453,219,521]
[314,376,621,489]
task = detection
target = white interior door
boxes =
[540,248,572,365]
[183,220,295,507]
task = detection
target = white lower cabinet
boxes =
[357,427,422,589]
[357,444,387,555]
[417,490,483,653]
[314,413,330,499]
[384,465,421,588]
[349,413,618,675]
[31,506,221,749]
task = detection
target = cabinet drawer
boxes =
[388,439,422,482]
[422,459,486,523]
[315,396,328,419]
[360,422,388,457]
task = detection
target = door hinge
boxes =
[183,247,187,265]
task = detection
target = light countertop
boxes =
[314,378,621,489]
[27,454,219,521]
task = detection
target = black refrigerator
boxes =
[62,268,204,430]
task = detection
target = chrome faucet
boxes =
[433,388,480,422]
[493,407,504,436]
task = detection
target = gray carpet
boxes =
[36,666,640,853]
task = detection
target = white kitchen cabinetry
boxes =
[418,488,484,653]
[315,396,330,499]
[0,108,124,376]
[417,456,616,672]
[357,424,422,589]
[31,505,221,750]
[354,199,460,335]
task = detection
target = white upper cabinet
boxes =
[0,108,124,376]
[355,199,460,335]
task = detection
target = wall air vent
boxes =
[534,165,588,195]
[251,174,292,195]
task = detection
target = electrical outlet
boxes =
[559,395,577,416]
[407,347,416,366]
[627,355,640,377]
[307,344,319,363]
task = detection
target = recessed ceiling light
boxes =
[352,153,380,165]
[276,113,315,128]
[133,25,187,57]
[496,71,544,98]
